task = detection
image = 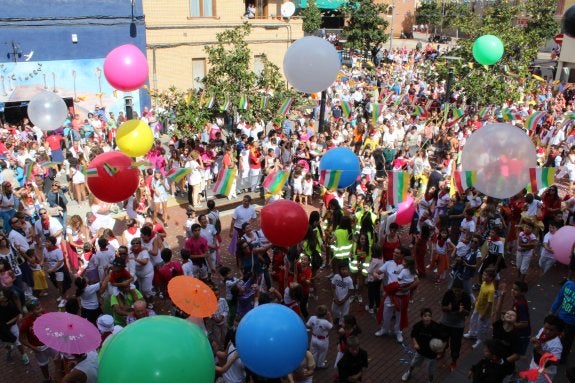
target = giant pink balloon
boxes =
[87,151,139,203]
[104,44,149,92]
[550,226,575,265]
[395,197,415,226]
[261,200,308,247]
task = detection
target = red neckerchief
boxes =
[127,227,137,235]
[437,237,447,246]
[41,218,50,230]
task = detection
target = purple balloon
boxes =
[104,44,149,92]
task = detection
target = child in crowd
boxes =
[219,266,240,327]
[331,263,354,327]
[335,314,361,367]
[464,268,496,349]
[306,304,333,369]
[365,245,383,314]
[515,223,537,282]
[469,339,510,383]
[302,173,314,205]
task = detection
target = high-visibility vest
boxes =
[331,229,353,260]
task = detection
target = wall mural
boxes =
[0,58,140,119]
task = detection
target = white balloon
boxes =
[461,123,536,199]
[283,36,341,94]
[27,91,68,131]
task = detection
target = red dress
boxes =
[381,235,401,261]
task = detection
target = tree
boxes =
[302,0,323,34]
[415,0,441,31]
[341,0,389,58]
[425,0,558,106]
[149,24,304,138]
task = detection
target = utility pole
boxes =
[389,0,396,51]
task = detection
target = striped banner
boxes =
[167,168,193,183]
[451,107,464,120]
[221,95,231,111]
[371,103,382,123]
[425,99,433,111]
[130,161,153,170]
[278,98,293,115]
[413,105,426,117]
[341,101,352,118]
[478,106,490,119]
[319,169,342,191]
[262,170,289,195]
[529,167,555,193]
[387,171,410,206]
[238,94,249,110]
[102,163,119,176]
[453,170,476,194]
[204,96,215,109]
[213,168,236,196]
[525,111,546,131]
[501,108,516,121]
[260,95,268,109]
[24,163,33,180]
[381,92,393,104]
[85,167,98,177]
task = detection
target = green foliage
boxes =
[302,0,323,34]
[149,24,305,138]
[341,0,389,56]
[426,0,558,106]
[415,0,441,28]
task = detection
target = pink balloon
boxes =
[395,197,415,226]
[550,226,575,265]
[104,44,149,92]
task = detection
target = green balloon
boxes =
[98,316,214,383]
[472,35,504,66]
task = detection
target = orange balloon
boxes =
[167,276,217,318]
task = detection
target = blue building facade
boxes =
[0,0,149,121]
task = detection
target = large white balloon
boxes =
[461,123,536,199]
[283,36,341,94]
[27,91,68,131]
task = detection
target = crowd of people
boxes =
[3,39,575,383]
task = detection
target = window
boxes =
[190,0,213,17]
[192,58,206,89]
[253,55,265,76]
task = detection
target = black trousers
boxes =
[442,324,464,362]
[367,280,381,309]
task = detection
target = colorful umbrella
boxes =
[33,312,101,354]
[168,276,218,318]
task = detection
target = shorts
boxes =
[34,346,58,366]
[192,263,209,280]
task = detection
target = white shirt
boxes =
[73,351,99,383]
[306,315,333,337]
[222,343,246,383]
[378,259,404,286]
[200,224,217,248]
[35,217,64,245]
[530,328,562,376]
[133,249,154,277]
[232,205,257,229]
[331,274,353,301]
[541,232,554,259]
[8,230,30,255]
[92,248,116,280]
[43,247,64,271]
[80,283,101,310]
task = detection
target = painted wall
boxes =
[0,0,149,117]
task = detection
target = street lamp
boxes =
[130,0,137,38]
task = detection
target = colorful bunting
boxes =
[262,170,289,195]
[319,169,342,191]
[213,168,236,196]
[529,167,555,193]
[453,170,476,194]
[387,171,410,206]
[278,98,293,115]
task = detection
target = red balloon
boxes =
[395,197,415,226]
[261,200,308,247]
[87,152,139,203]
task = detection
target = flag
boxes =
[451,107,464,120]
[501,108,516,121]
[85,167,98,177]
[529,167,555,193]
[213,168,236,196]
[478,106,490,119]
[204,95,215,109]
[278,98,293,115]
[24,163,33,180]
[320,169,342,191]
[532,74,545,82]
[262,170,289,195]
[260,95,268,109]
[40,161,59,169]
[130,161,153,170]
[220,95,231,111]
[525,111,546,131]
[371,103,382,123]
[413,105,426,117]
[102,163,119,177]
[166,167,193,183]
[185,90,193,105]
[387,171,410,206]
[238,94,249,110]
[565,112,575,120]
[425,99,433,111]
[341,101,352,118]
[443,102,451,121]
[453,170,476,194]
[381,92,393,104]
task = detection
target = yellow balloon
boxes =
[115,120,154,157]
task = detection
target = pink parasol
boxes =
[33,312,101,354]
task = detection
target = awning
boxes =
[296,0,346,10]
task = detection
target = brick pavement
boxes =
[1,195,571,382]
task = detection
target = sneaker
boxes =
[463,332,476,339]
[449,361,457,372]
[147,303,154,309]
[472,340,482,349]
[56,296,63,302]
[401,371,411,381]
[21,353,30,365]
[58,299,67,308]
[374,329,388,337]
[357,295,363,303]
[396,332,404,343]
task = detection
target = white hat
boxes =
[97,315,114,333]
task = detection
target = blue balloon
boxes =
[319,147,361,188]
[236,303,308,378]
